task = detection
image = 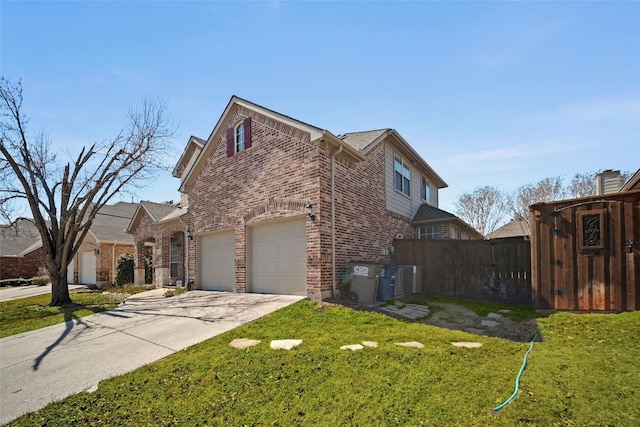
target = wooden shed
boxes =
[529,189,640,311]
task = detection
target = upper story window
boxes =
[226,117,252,157]
[394,154,411,196]
[421,176,430,202]
[235,123,245,152]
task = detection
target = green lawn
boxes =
[0,286,152,338]
[7,300,639,426]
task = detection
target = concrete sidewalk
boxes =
[0,284,88,302]
[0,289,303,424]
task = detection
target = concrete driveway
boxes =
[0,289,303,424]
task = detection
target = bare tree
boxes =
[454,185,508,236]
[568,171,596,198]
[0,77,175,306]
[508,176,566,228]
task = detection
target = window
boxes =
[170,235,179,278]
[226,117,252,157]
[419,225,440,239]
[235,123,245,152]
[577,210,605,251]
[421,176,430,202]
[451,227,461,239]
[394,154,411,196]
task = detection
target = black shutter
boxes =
[244,117,252,149]
[226,127,234,157]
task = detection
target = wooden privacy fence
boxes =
[393,238,532,305]
[530,190,640,312]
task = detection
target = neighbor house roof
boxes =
[412,204,484,239]
[0,218,41,257]
[486,218,530,239]
[89,201,138,243]
[127,201,185,232]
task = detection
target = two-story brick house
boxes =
[129,96,479,298]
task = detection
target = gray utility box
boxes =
[345,262,385,304]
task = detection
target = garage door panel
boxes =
[198,231,235,291]
[250,219,306,296]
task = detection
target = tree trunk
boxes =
[50,272,72,306]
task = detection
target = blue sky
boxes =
[2,1,639,213]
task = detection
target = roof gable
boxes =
[179,96,365,192]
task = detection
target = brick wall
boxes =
[331,140,412,288]
[0,248,45,280]
[186,105,321,294]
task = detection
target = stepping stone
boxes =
[486,313,503,319]
[498,309,511,314]
[270,339,302,350]
[395,341,424,348]
[229,338,261,349]
[362,341,378,348]
[480,319,499,328]
[340,344,364,351]
[451,342,483,348]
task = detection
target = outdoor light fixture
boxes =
[186,229,194,240]
[93,248,100,256]
[305,204,316,221]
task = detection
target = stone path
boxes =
[377,301,538,342]
[229,338,482,351]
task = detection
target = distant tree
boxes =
[454,185,507,236]
[508,176,566,228]
[567,171,597,198]
[0,77,175,306]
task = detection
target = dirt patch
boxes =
[324,298,540,343]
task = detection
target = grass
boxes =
[8,300,639,426]
[0,286,152,338]
[410,296,541,322]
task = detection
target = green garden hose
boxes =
[492,320,558,413]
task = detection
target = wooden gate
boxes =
[530,190,640,311]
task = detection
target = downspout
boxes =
[331,144,343,298]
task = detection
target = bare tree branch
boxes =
[454,186,507,236]
[0,76,176,305]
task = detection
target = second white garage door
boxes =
[198,230,235,291]
[249,218,307,296]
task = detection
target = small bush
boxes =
[114,253,134,286]
[30,275,50,286]
[0,278,31,287]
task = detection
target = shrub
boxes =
[0,278,30,287]
[30,275,50,286]
[114,253,134,286]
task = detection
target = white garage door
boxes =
[198,230,235,291]
[79,251,96,285]
[250,218,307,296]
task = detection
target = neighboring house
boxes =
[0,218,44,280]
[0,202,137,287]
[130,96,480,299]
[412,204,484,240]
[486,218,530,240]
[126,200,188,287]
